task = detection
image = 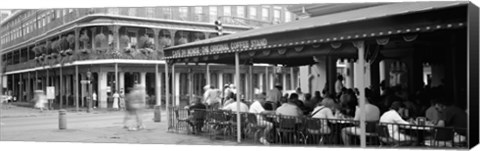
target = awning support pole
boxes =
[235,52,241,143]
[165,63,170,130]
[355,40,367,148]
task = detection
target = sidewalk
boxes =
[0,103,139,118]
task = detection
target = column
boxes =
[111,26,120,52]
[119,72,125,92]
[218,72,223,91]
[155,64,162,106]
[326,56,337,95]
[265,66,269,91]
[258,73,264,93]
[313,56,328,93]
[290,67,295,90]
[66,74,71,106]
[27,72,31,102]
[171,65,176,105]
[206,64,211,85]
[19,74,23,102]
[140,72,147,106]
[60,67,64,108]
[269,72,275,90]
[354,41,367,148]
[299,66,309,93]
[98,71,108,108]
[174,72,180,106]
[165,63,170,129]
[353,62,361,89]
[282,73,287,90]
[153,28,161,57]
[81,73,86,107]
[90,27,96,50]
[346,61,354,89]
[115,63,118,92]
[75,65,79,111]
[188,69,193,103]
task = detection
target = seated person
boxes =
[341,97,380,146]
[276,93,304,117]
[276,93,304,125]
[425,99,440,124]
[309,97,339,134]
[222,96,249,112]
[434,100,467,143]
[184,98,207,134]
[379,101,416,142]
[249,92,275,145]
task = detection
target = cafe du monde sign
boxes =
[171,38,268,58]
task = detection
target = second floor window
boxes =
[262,7,270,21]
[194,7,203,21]
[179,7,188,20]
[285,11,292,22]
[163,8,172,19]
[249,6,257,20]
[273,9,281,23]
[209,6,217,23]
[236,6,245,18]
[128,8,136,16]
[146,7,154,18]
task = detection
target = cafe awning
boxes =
[164,2,468,66]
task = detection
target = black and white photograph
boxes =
[0,0,479,151]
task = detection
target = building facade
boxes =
[0,5,298,109]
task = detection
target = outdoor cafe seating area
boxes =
[168,107,467,148]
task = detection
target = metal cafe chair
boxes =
[188,109,208,135]
[376,124,415,147]
[174,108,190,133]
[424,127,454,147]
[207,110,232,140]
[276,116,305,144]
[304,118,330,145]
[228,112,248,139]
[245,113,266,142]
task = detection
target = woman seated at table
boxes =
[379,101,416,142]
[309,97,339,134]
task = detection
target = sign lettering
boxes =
[170,38,268,57]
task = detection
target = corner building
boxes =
[0,6,299,109]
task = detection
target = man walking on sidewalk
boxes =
[124,85,146,131]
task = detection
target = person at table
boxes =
[341,96,380,146]
[304,91,321,114]
[379,101,416,142]
[434,100,467,143]
[203,85,220,109]
[310,97,339,134]
[276,93,304,117]
[295,87,306,102]
[184,98,207,134]
[249,92,275,145]
[222,95,249,112]
[335,75,345,98]
[266,83,283,110]
[425,99,440,124]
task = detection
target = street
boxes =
[0,105,236,145]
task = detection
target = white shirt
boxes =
[249,101,265,114]
[353,103,380,121]
[311,106,336,119]
[203,89,220,105]
[249,101,267,122]
[380,110,410,137]
[223,101,249,112]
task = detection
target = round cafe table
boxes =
[399,124,434,146]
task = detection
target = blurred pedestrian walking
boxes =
[123,85,146,131]
[33,90,47,112]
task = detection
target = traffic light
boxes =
[214,20,223,36]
